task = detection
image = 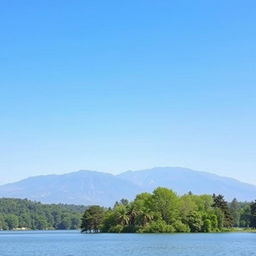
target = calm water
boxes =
[0,231,255,256]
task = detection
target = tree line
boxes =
[0,198,87,230]
[81,187,256,233]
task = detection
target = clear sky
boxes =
[1,0,256,185]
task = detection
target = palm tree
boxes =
[137,211,153,226]
[127,205,139,225]
[116,205,130,226]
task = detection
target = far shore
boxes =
[1,228,255,233]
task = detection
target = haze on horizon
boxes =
[1,1,256,185]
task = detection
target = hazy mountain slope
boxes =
[0,167,256,205]
[118,167,256,201]
[0,170,141,206]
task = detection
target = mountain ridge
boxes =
[0,167,256,205]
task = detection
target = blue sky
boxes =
[1,0,256,185]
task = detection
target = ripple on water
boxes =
[0,231,255,256]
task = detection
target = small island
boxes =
[81,187,256,233]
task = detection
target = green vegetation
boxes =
[0,198,87,230]
[81,187,256,233]
[1,188,256,232]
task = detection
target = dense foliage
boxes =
[1,189,256,232]
[0,198,87,230]
[81,187,256,233]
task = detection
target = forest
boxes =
[81,187,256,233]
[0,198,86,230]
[1,188,256,232]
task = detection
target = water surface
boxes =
[0,231,255,256]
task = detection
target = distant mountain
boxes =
[118,167,256,202]
[0,170,141,206]
[0,167,256,206]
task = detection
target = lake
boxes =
[0,231,255,256]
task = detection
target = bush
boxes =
[109,224,123,233]
[122,224,138,233]
[202,219,212,232]
[172,220,190,232]
[138,220,175,233]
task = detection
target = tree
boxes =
[186,211,202,232]
[201,213,214,232]
[179,194,198,220]
[101,210,119,233]
[0,215,7,230]
[58,215,71,229]
[115,204,130,226]
[5,214,19,230]
[34,215,48,230]
[70,215,81,229]
[81,206,105,233]
[0,198,84,230]
[127,204,139,225]
[136,210,154,226]
[120,199,129,206]
[212,194,233,228]
[250,201,256,228]
[209,213,218,231]
[19,213,32,228]
[196,195,213,212]
[150,187,179,224]
[230,198,240,227]
[172,220,190,232]
[240,205,251,227]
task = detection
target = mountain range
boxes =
[0,167,256,206]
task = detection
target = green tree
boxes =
[209,213,218,231]
[150,187,179,224]
[58,215,71,229]
[70,215,81,229]
[212,194,233,228]
[35,215,48,230]
[136,211,154,226]
[202,218,211,232]
[250,201,256,228]
[186,211,202,232]
[230,198,240,227]
[240,205,251,227]
[5,214,19,230]
[172,220,190,232]
[19,213,32,228]
[101,210,119,233]
[0,215,7,230]
[115,204,130,226]
[81,206,105,233]
[0,198,85,230]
